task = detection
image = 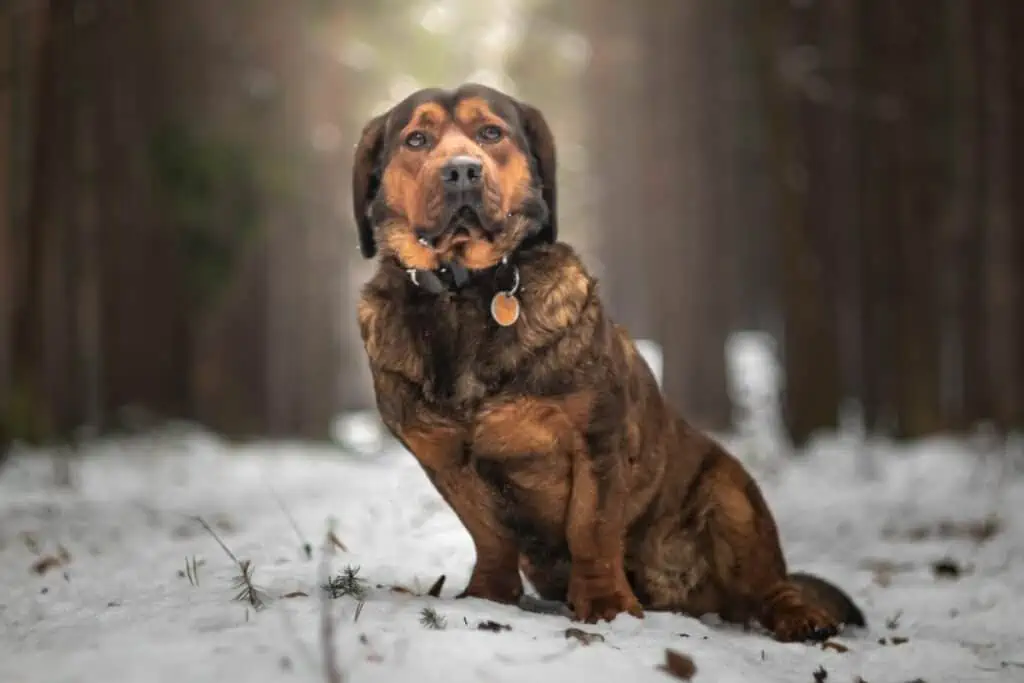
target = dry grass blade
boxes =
[194,516,241,564]
[320,520,344,683]
[328,530,348,553]
[185,556,200,587]
[267,483,313,560]
[194,515,267,610]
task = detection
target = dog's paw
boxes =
[769,604,839,643]
[456,570,523,606]
[567,561,644,623]
[569,585,644,623]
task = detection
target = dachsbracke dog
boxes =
[352,84,865,642]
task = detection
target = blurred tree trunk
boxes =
[892,3,944,439]
[750,1,842,445]
[72,0,104,433]
[978,0,1022,432]
[156,0,353,439]
[0,6,15,430]
[718,0,779,335]
[257,0,316,438]
[91,0,188,427]
[156,0,270,436]
[1006,0,1024,431]
[855,6,898,436]
[5,0,51,446]
[20,0,66,441]
[862,3,947,439]
[650,0,732,431]
[246,0,350,439]
[584,0,651,340]
[821,0,865,417]
[943,0,981,430]
[586,0,733,431]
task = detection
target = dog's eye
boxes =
[405,131,429,149]
[477,125,504,143]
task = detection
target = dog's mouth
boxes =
[418,205,494,249]
[447,206,484,244]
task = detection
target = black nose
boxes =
[442,156,483,192]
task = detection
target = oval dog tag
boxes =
[490,291,521,327]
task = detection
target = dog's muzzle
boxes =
[441,155,487,229]
[416,155,498,246]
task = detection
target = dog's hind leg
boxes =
[695,447,842,642]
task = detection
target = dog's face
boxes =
[352,84,557,271]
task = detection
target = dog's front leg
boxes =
[470,395,643,622]
[424,460,523,605]
[565,439,644,623]
[373,370,522,605]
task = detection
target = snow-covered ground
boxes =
[1,428,1022,683]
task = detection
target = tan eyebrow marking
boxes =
[408,102,448,130]
[455,97,503,128]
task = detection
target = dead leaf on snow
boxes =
[821,640,850,653]
[658,649,697,680]
[564,628,604,646]
[932,557,971,580]
[30,555,66,575]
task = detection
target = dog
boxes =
[351,84,865,642]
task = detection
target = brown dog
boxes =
[352,84,865,642]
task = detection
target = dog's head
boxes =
[351,84,557,271]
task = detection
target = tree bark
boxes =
[749,0,842,445]
[978,0,1020,432]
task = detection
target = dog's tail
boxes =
[788,572,867,628]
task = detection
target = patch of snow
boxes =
[634,339,663,389]
[330,410,389,457]
[1,429,1022,682]
[725,331,793,476]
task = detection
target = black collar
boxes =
[406,256,519,297]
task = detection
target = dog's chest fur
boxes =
[405,289,515,408]
[360,244,603,419]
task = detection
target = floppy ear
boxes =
[351,112,387,258]
[517,102,557,244]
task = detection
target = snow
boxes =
[726,331,793,474]
[2,428,1023,683]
